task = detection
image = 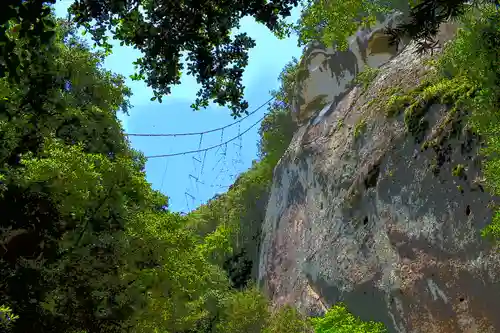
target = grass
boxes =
[452,164,466,179]
[354,66,381,93]
[353,118,367,139]
[336,118,344,130]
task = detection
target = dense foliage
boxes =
[310,303,387,333]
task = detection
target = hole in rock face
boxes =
[364,162,381,189]
[459,297,465,302]
[465,205,471,216]
[363,216,369,225]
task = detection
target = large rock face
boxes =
[258,37,500,332]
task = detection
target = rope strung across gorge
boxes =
[145,114,266,158]
[124,96,275,137]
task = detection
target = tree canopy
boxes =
[3,0,499,119]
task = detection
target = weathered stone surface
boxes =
[258,40,500,332]
[291,11,408,125]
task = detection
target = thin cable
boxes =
[146,114,266,159]
[200,150,207,176]
[159,147,172,191]
[125,96,274,137]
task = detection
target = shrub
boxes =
[310,303,387,333]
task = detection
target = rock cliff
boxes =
[257,22,500,333]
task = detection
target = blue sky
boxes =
[54,1,302,213]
